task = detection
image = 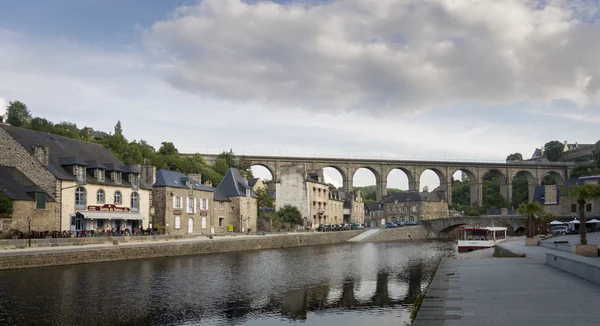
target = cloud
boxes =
[144,0,600,114]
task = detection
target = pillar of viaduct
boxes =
[194,154,571,209]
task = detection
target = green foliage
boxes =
[482,173,508,209]
[511,173,529,208]
[506,153,523,161]
[544,140,564,161]
[216,150,254,179]
[517,201,547,238]
[542,174,556,185]
[0,193,13,215]
[255,187,274,212]
[6,101,31,127]
[354,185,404,202]
[277,204,302,227]
[409,294,424,323]
[570,163,600,178]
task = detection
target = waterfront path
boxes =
[414,237,600,326]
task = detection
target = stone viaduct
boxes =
[193,153,573,207]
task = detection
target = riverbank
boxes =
[0,230,362,270]
[413,237,600,325]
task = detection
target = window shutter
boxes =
[193,198,197,213]
[186,197,190,213]
[172,197,176,208]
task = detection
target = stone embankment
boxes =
[0,234,196,250]
[363,225,428,242]
[0,231,362,271]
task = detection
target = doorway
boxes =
[188,218,194,234]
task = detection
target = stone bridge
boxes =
[190,153,573,206]
[421,216,526,239]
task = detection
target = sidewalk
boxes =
[414,238,600,326]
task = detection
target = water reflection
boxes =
[0,240,455,326]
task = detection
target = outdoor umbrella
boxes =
[550,221,564,225]
[586,219,600,224]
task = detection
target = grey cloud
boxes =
[144,0,600,114]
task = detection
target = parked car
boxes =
[384,222,396,228]
[550,225,568,235]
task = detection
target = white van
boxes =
[551,225,568,235]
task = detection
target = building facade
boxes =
[0,125,152,233]
[213,168,258,233]
[535,176,600,219]
[381,192,448,222]
[152,170,215,235]
[0,166,58,235]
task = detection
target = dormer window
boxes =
[246,189,251,197]
[131,173,139,189]
[97,169,105,182]
[76,166,86,183]
[113,171,122,183]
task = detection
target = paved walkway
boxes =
[415,238,600,326]
[347,228,380,242]
[544,232,600,247]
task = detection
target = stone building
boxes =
[152,170,215,235]
[213,168,258,233]
[530,140,597,160]
[365,202,384,227]
[331,190,364,224]
[0,125,152,232]
[535,176,600,219]
[381,192,448,223]
[0,166,58,235]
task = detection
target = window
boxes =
[35,192,46,209]
[96,219,105,229]
[246,189,251,197]
[218,202,224,210]
[97,169,105,181]
[114,191,122,204]
[200,199,208,210]
[75,187,86,209]
[173,196,182,209]
[76,166,86,183]
[131,192,139,211]
[201,217,207,229]
[218,217,225,228]
[131,174,139,187]
[97,189,105,203]
[571,204,577,213]
[174,216,181,229]
[113,172,122,183]
[587,203,592,212]
[230,206,235,213]
[187,197,196,214]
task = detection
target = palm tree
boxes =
[563,183,600,245]
[517,201,546,238]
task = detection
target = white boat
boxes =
[457,226,508,253]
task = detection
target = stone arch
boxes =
[450,168,478,207]
[438,223,467,239]
[417,167,447,200]
[352,166,381,184]
[511,170,536,205]
[320,165,348,190]
[250,163,275,181]
[481,169,509,211]
[386,167,415,191]
[542,170,565,186]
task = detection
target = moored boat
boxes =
[457,226,508,253]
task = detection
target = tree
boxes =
[158,142,178,156]
[517,201,545,238]
[0,192,12,215]
[563,183,600,245]
[277,204,302,229]
[6,101,31,127]
[544,141,564,162]
[255,187,274,214]
[506,153,523,162]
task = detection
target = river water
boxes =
[0,240,456,326]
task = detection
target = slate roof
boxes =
[382,191,441,204]
[0,125,150,189]
[247,178,259,188]
[531,148,543,159]
[365,202,383,211]
[154,170,215,192]
[214,168,257,201]
[0,166,55,201]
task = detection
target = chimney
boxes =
[141,166,156,186]
[33,146,49,166]
[204,180,213,187]
[188,174,202,184]
[575,142,579,149]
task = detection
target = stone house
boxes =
[381,192,448,222]
[365,202,384,227]
[332,190,365,224]
[152,169,215,235]
[213,168,258,233]
[0,125,152,232]
[0,166,58,235]
[535,176,600,219]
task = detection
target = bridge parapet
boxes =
[421,216,526,239]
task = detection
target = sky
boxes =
[1,0,600,191]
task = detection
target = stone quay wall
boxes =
[0,234,196,250]
[365,225,428,242]
[0,231,362,271]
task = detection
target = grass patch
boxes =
[494,246,526,258]
[409,294,424,323]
